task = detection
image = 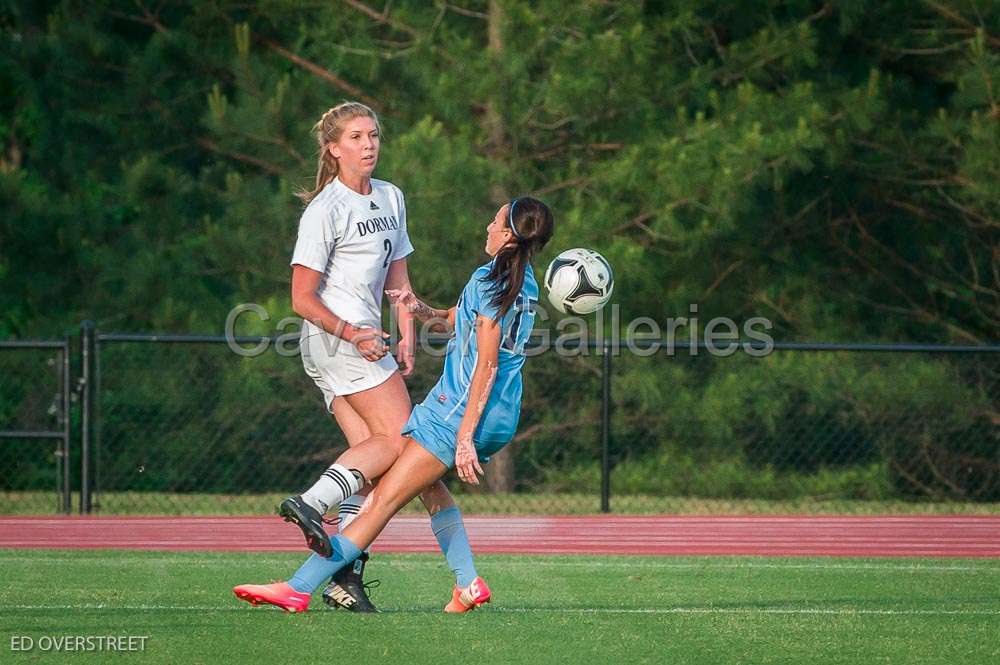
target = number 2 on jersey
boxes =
[383,239,393,268]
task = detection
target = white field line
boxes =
[3,604,999,616]
[370,560,1000,573]
[495,607,1000,616]
[1,555,996,573]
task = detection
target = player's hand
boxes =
[396,335,416,377]
[386,288,434,320]
[454,433,483,485]
[385,287,416,309]
[351,327,389,362]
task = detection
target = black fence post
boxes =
[80,321,95,514]
[61,336,71,514]
[600,339,612,513]
[93,327,101,514]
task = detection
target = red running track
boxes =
[1,515,999,557]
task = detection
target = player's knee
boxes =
[388,434,407,458]
[367,432,406,460]
[365,416,408,438]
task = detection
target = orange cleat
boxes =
[233,582,311,613]
[444,576,492,613]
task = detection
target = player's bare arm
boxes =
[454,314,502,485]
[384,257,416,376]
[291,264,388,361]
[385,287,456,333]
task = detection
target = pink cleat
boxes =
[444,576,492,613]
[233,582,311,613]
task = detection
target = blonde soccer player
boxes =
[236,196,554,613]
[279,101,480,612]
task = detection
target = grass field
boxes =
[1,550,997,664]
[6,491,1000,515]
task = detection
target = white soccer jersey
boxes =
[291,176,414,336]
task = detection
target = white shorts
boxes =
[300,331,398,411]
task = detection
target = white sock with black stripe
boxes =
[339,494,371,554]
[338,494,364,528]
[301,463,361,514]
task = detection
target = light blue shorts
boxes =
[402,403,508,468]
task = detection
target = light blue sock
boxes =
[431,505,478,588]
[287,534,362,594]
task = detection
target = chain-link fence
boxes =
[0,340,71,513]
[87,333,603,515]
[1,330,998,515]
[608,343,999,513]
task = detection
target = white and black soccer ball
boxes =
[543,248,614,315]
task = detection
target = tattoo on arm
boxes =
[411,298,435,321]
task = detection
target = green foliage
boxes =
[547,455,895,501]
[1,1,997,504]
[3,0,997,340]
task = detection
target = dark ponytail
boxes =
[481,196,554,319]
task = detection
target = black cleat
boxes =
[322,553,379,613]
[277,495,333,557]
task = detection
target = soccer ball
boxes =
[543,248,614,314]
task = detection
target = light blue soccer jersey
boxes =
[418,261,538,445]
